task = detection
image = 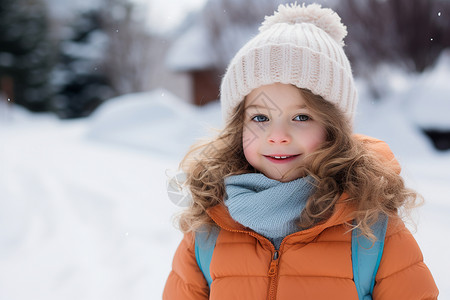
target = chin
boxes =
[266,172,305,182]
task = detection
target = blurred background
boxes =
[1,0,450,299]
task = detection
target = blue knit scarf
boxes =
[224,173,315,249]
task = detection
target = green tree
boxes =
[52,10,114,118]
[0,0,55,112]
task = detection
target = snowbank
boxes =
[406,50,450,129]
[354,50,450,158]
[86,88,222,160]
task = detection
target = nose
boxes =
[267,123,291,144]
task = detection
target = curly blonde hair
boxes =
[297,89,421,240]
[175,88,421,240]
[175,102,252,232]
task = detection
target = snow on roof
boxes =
[166,0,266,72]
[166,19,259,72]
[166,22,216,71]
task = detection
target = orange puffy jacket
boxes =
[163,137,439,299]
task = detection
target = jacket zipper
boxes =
[267,237,290,300]
[208,213,283,299]
[267,250,280,300]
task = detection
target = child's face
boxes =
[243,83,327,182]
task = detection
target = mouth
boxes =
[264,154,300,163]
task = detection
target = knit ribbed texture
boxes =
[220,3,357,124]
[224,173,315,249]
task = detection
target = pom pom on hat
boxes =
[259,3,347,46]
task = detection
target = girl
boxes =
[163,3,438,299]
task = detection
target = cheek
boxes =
[305,126,327,152]
[242,127,259,165]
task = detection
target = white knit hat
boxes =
[220,3,357,124]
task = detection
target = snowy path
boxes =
[0,116,182,300]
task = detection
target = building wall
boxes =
[191,69,221,106]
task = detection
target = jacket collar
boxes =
[207,194,355,244]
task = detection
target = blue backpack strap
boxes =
[195,226,220,288]
[352,214,388,300]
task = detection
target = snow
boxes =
[167,0,288,71]
[406,50,450,129]
[1,58,450,299]
[43,0,102,21]
[86,88,221,160]
[61,30,109,63]
[358,51,450,131]
[0,100,183,300]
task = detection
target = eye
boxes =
[293,114,310,121]
[251,115,269,122]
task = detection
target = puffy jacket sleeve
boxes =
[163,232,209,300]
[373,219,439,299]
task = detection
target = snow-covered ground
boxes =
[1,56,450,299]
